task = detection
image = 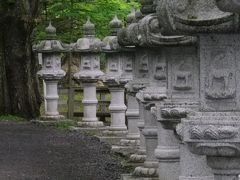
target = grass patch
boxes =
[0,115,25,122]
[52,120,77,130]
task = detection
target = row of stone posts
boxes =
[34,0,240,180]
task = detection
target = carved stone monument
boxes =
[117,9,146,158]
[102,16,134,135]
[156,1,240,180]
[34,22,69,120]
[72,18,104,127]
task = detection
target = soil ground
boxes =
[0,121,126,180]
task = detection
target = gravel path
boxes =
[0,121,126,180]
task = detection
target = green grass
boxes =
[0,115,25,122]
[52,120,77,130]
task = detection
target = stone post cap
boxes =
[45,22,56,39]
[72,18,102,53]
[33,22,71,53]
[83,17,95,36]
[110,15,123,36]
[102,16,123,52]
[126,7,137,25]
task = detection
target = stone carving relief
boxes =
[45,56,52,68]
[154,62,166,80]
[161,108,188,119]
[189,125,238,140]
[93,58,100,70]
[170,53,195,94]
[109,61,118,72]
[139,54,149,78]
[56,58,61,69]
[82,59,91,70]
[124,56,133,72]
[39,54,66,79]
[173,59,192,91]
[205,51,236,100]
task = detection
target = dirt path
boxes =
[0,121,125,180]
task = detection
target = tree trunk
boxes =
[0,0,42,119]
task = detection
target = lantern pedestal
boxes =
[78,82,103,127]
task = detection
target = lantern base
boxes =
[78,121,104,128]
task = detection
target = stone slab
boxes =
[97,136,124,145]
[111,145,138,156]
[121,174,159,180]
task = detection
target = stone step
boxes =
[121,174,159,180]
[187,116,240,121]
[97,136,124,145]
[112,145,138,156]
[192,112,240,116]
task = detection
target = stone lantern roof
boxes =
[109,15,123,35]
[157,0,237,35]
[102,16,123,52]
[33,22,70,53]
[126,8,137,25]
[216,0,240,13]
[72,18,102,53]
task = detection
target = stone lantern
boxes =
[34,22,70,120]
[72,18,104,127]
[102,16,133,135]
[156,1,240,180]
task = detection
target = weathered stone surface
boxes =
[200,34,240,111]
[216,0,240,13]
[156,0,238,35]
[183,112,240,180]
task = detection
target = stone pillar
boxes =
[126,46,153,163]
[129,92,147,162]
[81,82,100,126]
[108,87,127,133]
[153,105,181,180]
[72,18,104,127]
[132,86,167,180]
[127,83,147,163]
[33,22,69,120]
[44,80,60,117]
[120,93,140,146]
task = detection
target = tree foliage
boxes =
[35,0,140,42]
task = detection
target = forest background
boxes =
[0,0,139,118]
